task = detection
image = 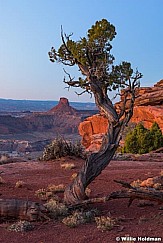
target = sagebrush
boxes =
[40,137,87,161]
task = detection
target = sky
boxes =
[0,0,163,102]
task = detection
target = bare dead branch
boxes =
[75,89,92,98]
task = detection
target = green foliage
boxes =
[48,19,142,94]
[49,19,116,68]
[40,137,87,161]
[123,122,163,154]
[150,122,163,150]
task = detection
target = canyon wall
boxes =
[79,80,163,151]
[0,98,82,136]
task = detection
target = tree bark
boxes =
[64,141,119,204]
[0,199,48,221]
[64,80,122,204]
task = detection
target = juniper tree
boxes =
[124,122,163,154]
[124,123,152,154]
[49,19,142,204]
[150,122,163,150]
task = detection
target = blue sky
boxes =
[0,0,163,102]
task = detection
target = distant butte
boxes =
[48,97,77,114]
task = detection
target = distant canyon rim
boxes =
[0,80,162,154]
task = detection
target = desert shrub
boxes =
[95,216,117,231]
[44,199,68,218]
[62,209,98,228]
[40,137,87,161]
[123,122,163,154]
[35,188,51,200]
[47,184,65,193]
[7,220,34,232]
[35,184,65,201]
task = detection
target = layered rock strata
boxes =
[79,80,163,151]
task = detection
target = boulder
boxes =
[78,114,108,150]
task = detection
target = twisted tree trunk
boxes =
[64,137,119,204]
[64,81,123,204]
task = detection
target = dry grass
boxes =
[60,163,76,170]
[130,179,142,188]
[153,183,162,190]
[95,216,117,231]
[35,188,53,200]
[35,184,65,201]
[47,184,65,193]
[0,154,9,164]
[62,209,98,228]
[70,173,78,180]
[15,180,25,188]
[7,220,34,232]
[44,199,68,218]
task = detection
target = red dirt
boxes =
[0,156,163,243]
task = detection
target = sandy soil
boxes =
[0,155,163,243]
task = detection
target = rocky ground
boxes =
[0,153,163,243]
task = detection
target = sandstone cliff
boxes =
[79,80,163,151]
[78,114,108,152]
[135,79,163,106]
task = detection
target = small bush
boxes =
[35,188,50,200]
[40,137,87,161]
[47,184,65,193]
[62,209,98,227]
[35,184,65,201]
[44,199,68,218]
[8,220,34,232]
[95,216,117,231]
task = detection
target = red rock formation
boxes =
[79,80,163,151]
[131,106,163,132]
[48,97,77,114]
[134,79,163,106]
[78,114,108,150]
